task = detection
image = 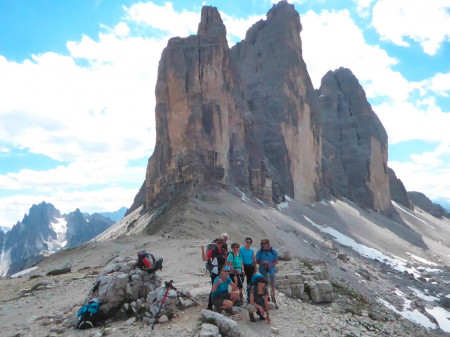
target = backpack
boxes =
[205,244,226,274]
[137,250,163,273]
[77,299,99,329]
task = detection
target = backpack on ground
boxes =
[77,299,99,329]
[137,250,163,273]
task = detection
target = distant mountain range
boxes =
[433,198,450,212]
[0,202,127,277]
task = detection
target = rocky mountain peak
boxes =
[197,6,226,38]
[267,0,302,32]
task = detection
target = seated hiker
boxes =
[226,242,245,305]
[256,238,279,308]
[137,250,163,273]
[202,236,228,310]
[211,265,240,312]
[240,237,257,303]
[247,273,271,324]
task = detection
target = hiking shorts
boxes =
[211,292,230,309]
[260,268,276,287]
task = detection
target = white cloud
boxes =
[220,12,264,43]
[372,0,450,55]
[125,2,199,37]
[301,9,409,102]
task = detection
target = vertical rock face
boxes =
[130,2,394,216]
[230,1,322,203]
[318,68,391,212]
[142,6,247,211]
[388,168,413,210]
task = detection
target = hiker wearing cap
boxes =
[256,238,279,308]
[247,273,271,324]
[202,236,228,310]
[211,265,240,312]
[226,242,245,305]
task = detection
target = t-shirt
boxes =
[256,247,278,275]
[211,276,232,297]
[227,251,243,272]
[239,247,254,265]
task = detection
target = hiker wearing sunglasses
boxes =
[202,236,228,310]
[256,238,279,308]
[226,242,245,305]
[211,265,240,312]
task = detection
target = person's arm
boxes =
[230,275,238,289]
[202,246,212,261]
[226,253,233,269]
[256,250,263,266]
[269,250,278,268]
[252,251,258,273]
[264,294,271,324]
[211,277,222,293]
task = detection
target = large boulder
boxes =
[201,310,241,337]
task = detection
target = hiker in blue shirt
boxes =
[240,237,257,303]
[256,238,279,308]
[211,265,240,312]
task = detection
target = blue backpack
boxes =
[77,299,99,329]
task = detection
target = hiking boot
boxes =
[256,309,265,320]
[249,312,256,322]
[225,308,237,315]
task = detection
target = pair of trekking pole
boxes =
[151,280,201,330]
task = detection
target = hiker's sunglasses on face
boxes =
[216,241,224,244]
[232,246,239,249]
[245,240,252,244]
[223,270,230,273]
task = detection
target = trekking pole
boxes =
[151,280,173,331]
[169,284,202,306]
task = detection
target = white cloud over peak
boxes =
[125,2,199,37]
[372,0,450,55]
[300,9,409,101]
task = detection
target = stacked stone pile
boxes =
[87,256,194,325]
[276,263,335,303]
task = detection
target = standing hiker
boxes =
[240,237,257,302]
[256,238,279,308]
[202,236,227,310]
[226,242,245,305]
[210,265,240,312]
[221,233,229,252]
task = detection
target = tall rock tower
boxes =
[137,6,247,210]
[318,68,391,213]
[230,1,322,203]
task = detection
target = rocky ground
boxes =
[1,189,449,337]
[0,235,448,337]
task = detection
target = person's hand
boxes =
[217,278,222,284]
[234,275,238,283]
[201,245,205,250]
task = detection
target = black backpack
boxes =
[205,245,226,274]
[137,250,163,273]
[77,299,99,329]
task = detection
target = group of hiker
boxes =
[201,233,279,324]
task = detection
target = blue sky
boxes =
[0,0,449,227]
